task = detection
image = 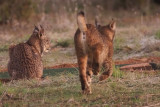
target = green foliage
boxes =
[0,0,36,24]
[155,30,160,39]
[114,36,125,53]
[0,82,2,87]
[56,39,73,48]
[112,65,124,78]
[0,44,9,52]
[44,0,53,14]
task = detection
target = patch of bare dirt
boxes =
[0,57,160,83]
[1,57,160,73]
[45,63,78,69]
[0,57,160,72]
[115,57,160,65]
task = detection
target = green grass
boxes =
[155,30,160,39]
[112,65,124,78]
[0,44,9,52]
[0,68,160,106]
[0,15,160,106]
[55,39,73,48]
[114,36,126,53]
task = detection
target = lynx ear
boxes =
[40,25,44,33]
[34,25,39,33]
[109,20,116,30]
[39,25,44,36]
[33,25,44,38]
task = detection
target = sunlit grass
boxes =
[0,69,159,106]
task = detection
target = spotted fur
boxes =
[74,11,116,94]
[8,25,50,80]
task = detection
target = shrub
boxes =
[155,30,160,39]
[0,0,36,24]
[56,39,72,48]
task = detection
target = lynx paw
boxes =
[99,74,109,81]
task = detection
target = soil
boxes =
[115,57,160,65]
[45,56,160,70]
[1,57,160,72]
[0,57,160,83]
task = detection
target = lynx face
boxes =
[32,25,51,54]
[40,35,50,53]
[8,25,51,80]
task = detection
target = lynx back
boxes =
[74,11,116,94]
[8,25,50,80]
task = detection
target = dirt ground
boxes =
[45,56,160,70]
[1,56,160,72]
[0,56,160,83]
[1,56,160,71]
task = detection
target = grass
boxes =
[0,68,160,106]
[114,36,126,53]
[0,11,160,107]
[55,39,73,48]
[0,44,9,52]
[155,30,160,39]
[112,65,124,78]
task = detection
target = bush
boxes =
[56,39,72,48]
[155,30,160,39]
[0,0,36,24]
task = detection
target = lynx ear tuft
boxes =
[34,25,39,33]
[33,25,45,37]
[78,11,85,17]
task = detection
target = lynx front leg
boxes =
[99,58,113,81]
[78,55,91,94]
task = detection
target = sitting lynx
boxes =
[8,25,50,80]
[74,11,116,94]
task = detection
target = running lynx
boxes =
[74,11,116,94]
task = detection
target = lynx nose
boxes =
[45,47,51,52]
[47,47,51,51]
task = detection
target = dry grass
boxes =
[0,13,160,106]
[0,68,160,106]
[0,15,160,68]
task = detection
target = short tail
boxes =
[77,11,87,32]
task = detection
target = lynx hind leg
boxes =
[78,55,92,94]
[92,48,102,75]
[99,59,113,81]
[87,57,93,86]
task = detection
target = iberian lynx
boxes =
[8,25,50,80]
[74,11,116,94]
